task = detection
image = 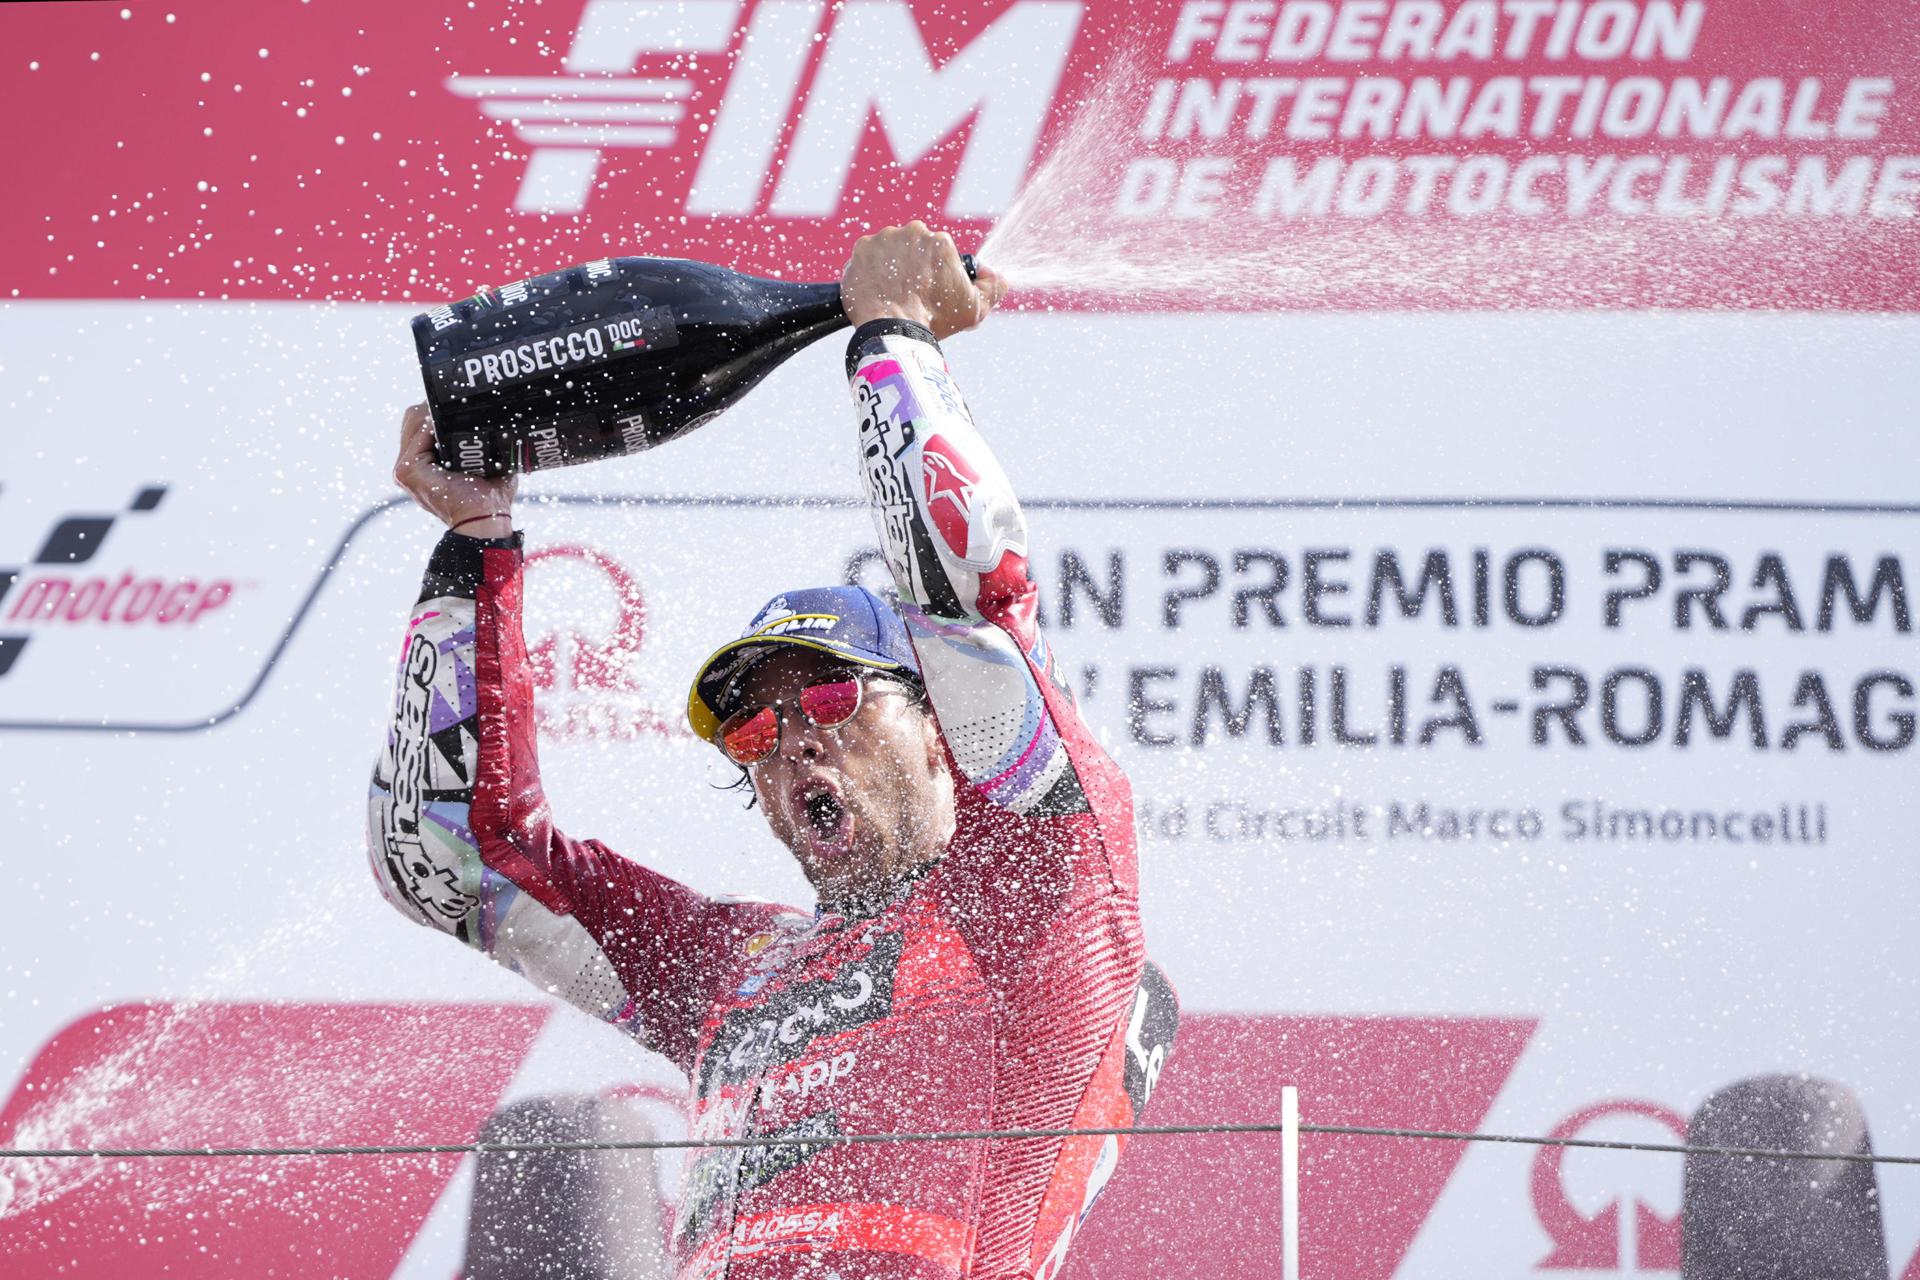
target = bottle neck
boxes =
[753,278,848,336]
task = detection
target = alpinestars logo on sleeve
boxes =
[444,0,1082,216]
[921,436,982,559]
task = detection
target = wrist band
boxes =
[450,512,510,533]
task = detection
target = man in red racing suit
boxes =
[367,226,1176,1279]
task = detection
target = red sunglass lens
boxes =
[721,706,780,764]
[799,679,862,728]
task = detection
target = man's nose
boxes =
[782,708,829,760]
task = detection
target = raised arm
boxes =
[367,406,794,1072]
[840,226,1127,828]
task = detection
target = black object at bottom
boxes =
[465,1094,670,1280]
[1682,1074,1890,1279]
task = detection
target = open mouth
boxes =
[805,790,843,833]
[794,780,853,856]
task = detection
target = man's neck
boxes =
[814,841,947,921]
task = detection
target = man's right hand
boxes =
[393,402,517,537]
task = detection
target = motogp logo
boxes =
[0,485,242,686]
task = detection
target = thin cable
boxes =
[1304,1123,1919,1166]
[3,1121,1916,1166]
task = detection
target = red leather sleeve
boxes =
[390,530,794,1074]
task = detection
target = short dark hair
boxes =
[715,765,758,810]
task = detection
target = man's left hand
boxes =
[842,221,1008,339]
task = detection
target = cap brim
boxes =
[686,634,913,745]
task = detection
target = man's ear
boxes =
[920,706,949,780]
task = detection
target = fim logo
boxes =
[524,544,690,742]
[0,486,238,680]
[445,0,1082,216]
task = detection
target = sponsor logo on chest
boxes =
[698,930,903,1094]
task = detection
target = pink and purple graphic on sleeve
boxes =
[855,358,926,428]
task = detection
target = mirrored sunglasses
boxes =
[719,676,912,766]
